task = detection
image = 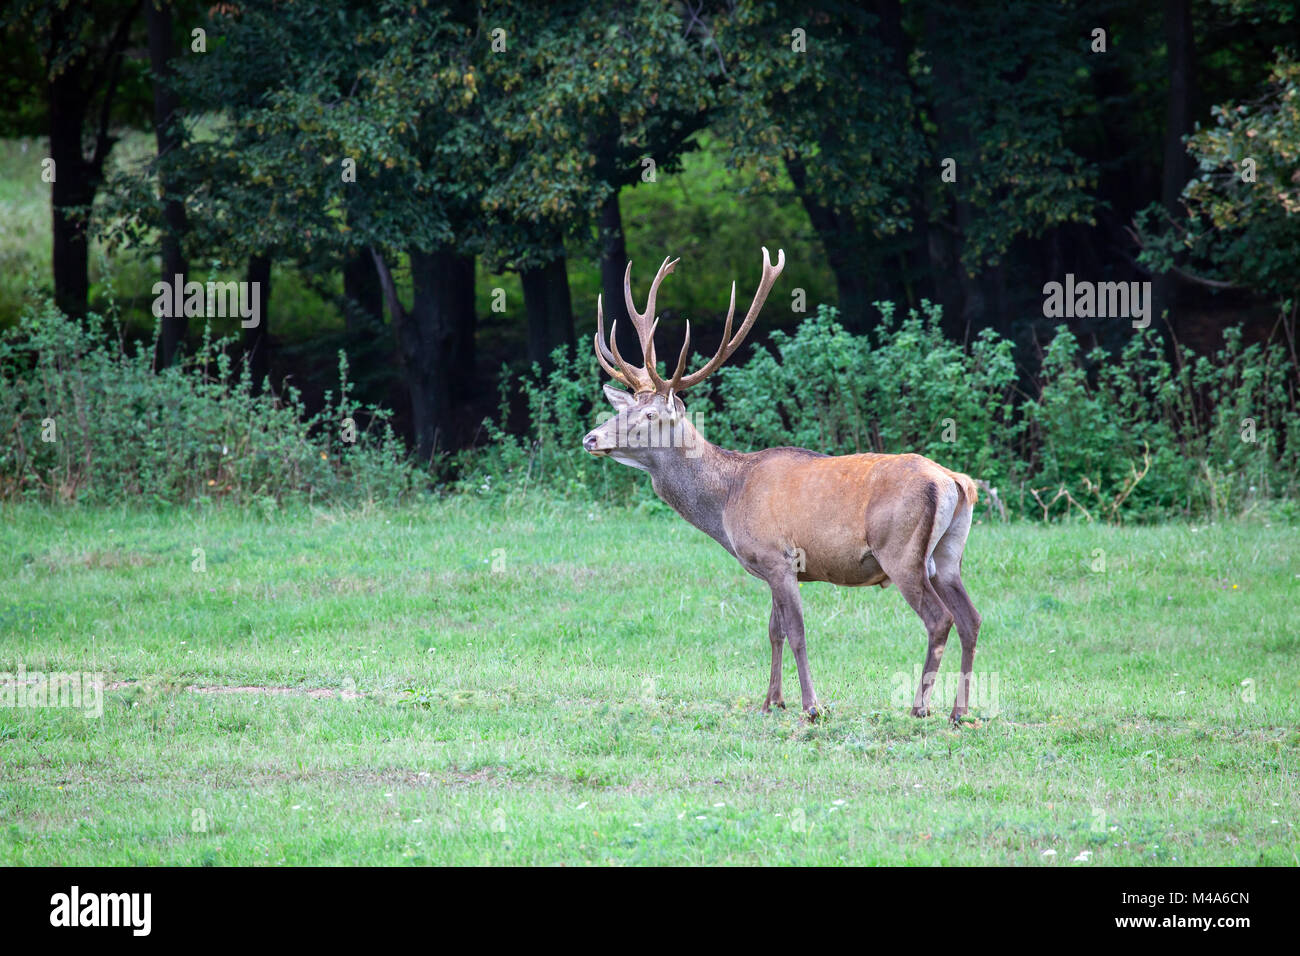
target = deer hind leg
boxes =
[762,603,786,713]
[875,485,957,719]
[930,512,981,724]
[893,571,955,718]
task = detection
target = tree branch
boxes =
[1124,222,1240,291]
[369,246,407,324]
[89,1,142,176]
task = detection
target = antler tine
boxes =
[621,261,655,369]
[665,319,692,394]
[594,294,642,390]
[675,247,784,391]
[607,319,657,393]
[596,250,780,396]
[641,256,679,351]
[619,256,679,392]
[665,280,733,393]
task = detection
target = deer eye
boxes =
[643,409,657,421]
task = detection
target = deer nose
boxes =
[583,432,599,452]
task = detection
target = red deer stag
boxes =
[582,249,982,725]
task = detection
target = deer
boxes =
[582,248,983,726]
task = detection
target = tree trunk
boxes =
[922,5,990,339]
[1156,0,1196,336]
[546,255,575,353]
[44,3,137,319]
[785,155,875,333]
[245,254,272,393]
[342,249,384,331]
[370,247,474,462]
[404,249,452,462]
[448,252,477,399]
[48,82,94,319]
[521,252,575,370]
[148,0,189,367]
[599,190,641,360]
[1161,0,1196,218]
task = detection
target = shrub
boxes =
[0,297,421,506]
[464,302,1297,523]
[696,302,1023,492]
[1025,324,1298,521]
[453,346,650,505]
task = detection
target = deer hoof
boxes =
[948,710,967,727]
[804,705,820,722]
[910,706,930,718]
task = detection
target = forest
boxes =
[0,0,1297,518]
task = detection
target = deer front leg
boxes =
[768,575,820,720]
[762,604,786,712]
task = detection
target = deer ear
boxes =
[603,382,635,410]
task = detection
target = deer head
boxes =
[582,247,785,469]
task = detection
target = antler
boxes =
[667,246,784,392]
[594,255,679,394]
[593,247,785,395]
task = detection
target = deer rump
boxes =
[723,450,978,590]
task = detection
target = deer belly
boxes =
[798,548,889,587]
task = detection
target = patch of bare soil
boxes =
[186,684,363,700]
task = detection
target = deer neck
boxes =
[647,437,745,553]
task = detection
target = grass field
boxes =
[1,498,1296,865]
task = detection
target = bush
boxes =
[0,297,421,506]
[453,346,651,505]
[1024,324,1299,520]
[695,302,1023,492]
[464,302,1297,523]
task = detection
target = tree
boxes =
[146,0,191,367]
[717,1,1095,336]
[226,1,490,457]
[1138,51,1300,317]
[478,1,725,365]
[1,0,146,318]
[717,1,922,332]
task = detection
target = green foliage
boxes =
[455,346,648,505]
[912,0,1098,270]
[479,0,725,268]
[0,298,420,506]
[1137,52,1300,305]
[482,132,833,326]
[716,2,923,236]
[1025,325,1298,520]
[695,303,1021,490]
[468,301,1296,522]
[716,1,1096,273]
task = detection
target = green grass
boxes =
[1,498,1296,865]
